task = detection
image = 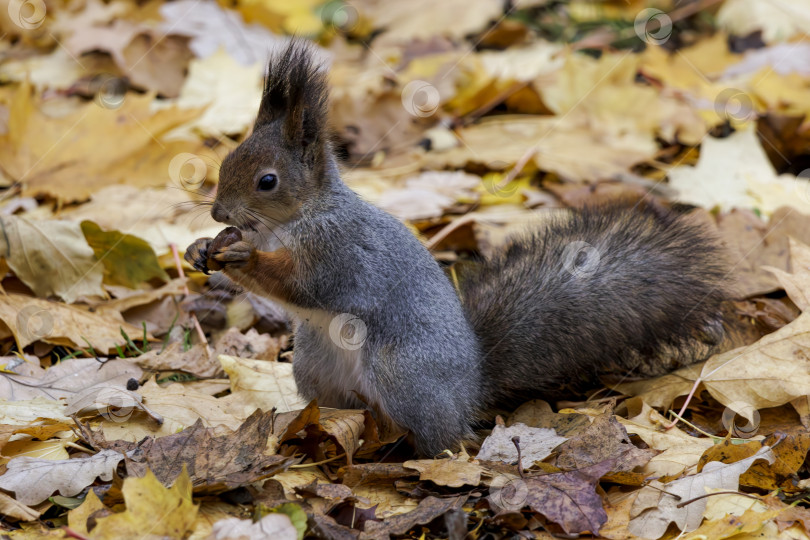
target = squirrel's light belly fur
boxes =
[187,41,732,457]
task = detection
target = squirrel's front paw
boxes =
[184,237,213,274]
[211,240,255,270]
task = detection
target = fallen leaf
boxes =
[0,357,142,401]
[1,82,204,202]
[403,455,483,487]
[668,128,810,216]
[0,448,125,505]
[67,489,108,537]
[0,293,146,352]
[617,307,810,425]
[0,397,70,425]
[80,220,169,288]
[477,421,567,468]
[553,413,655,475]
[0,215,104,303]
[717,0,810,43]
[629,446,775,539]
[361,495,466,540]
[618,398,714,477]
[219,355,308,415]
[425,115,657,183]
[764,238,810,311]
[99,379,241,441]
[64,18,193,97]
[210,513,298,540]
[522,460,613,535]
[89,467,198,539]
[0,490,39,521]
[122,410,293,493]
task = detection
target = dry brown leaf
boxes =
[403,455,483,488]
[121,410,293,494]
[0,294,147,352]
[521,460,613,535]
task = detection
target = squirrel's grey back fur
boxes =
[204,41,731,457]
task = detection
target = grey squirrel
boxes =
[185,41,730,456]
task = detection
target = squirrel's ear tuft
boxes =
[257,39,329,151]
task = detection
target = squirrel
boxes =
[185,41,730,456]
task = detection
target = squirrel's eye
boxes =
[257,173,278,191]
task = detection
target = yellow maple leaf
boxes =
[90,467,198,539]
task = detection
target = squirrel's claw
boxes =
[185,237,214,274]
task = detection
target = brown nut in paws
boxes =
[207,227,243,272]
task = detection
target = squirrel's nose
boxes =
[211,203,230,223]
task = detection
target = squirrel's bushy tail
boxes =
[460,202,731,410]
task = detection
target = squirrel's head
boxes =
[212,40,330,231]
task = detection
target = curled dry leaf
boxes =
[0,491,40,521]
[0,448,125,505]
